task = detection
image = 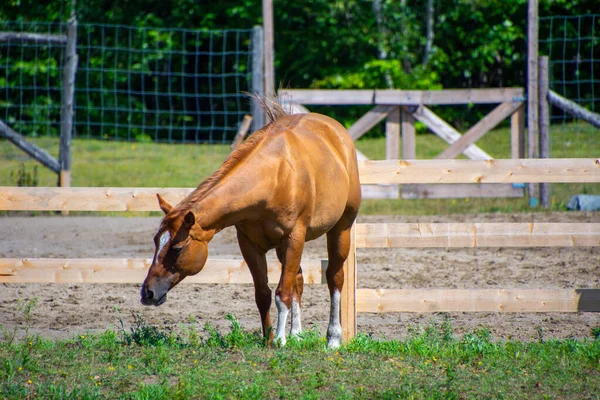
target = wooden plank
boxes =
[376,88,525,105]
[277,88,525,106]
[527,0,540,207]
[278,89,375,105]
[341,224,357,341]
[385,107,400,160]
[286,103,310,114]
[511,105,525,159]
[0,118,61,174]
[361,184,399,200]
[348,105,395,140]
[401,183,524,199]
[548,90,600,129]
[0,187,194,211]
[358,158,600,185]
[231,115,253,150]
[437,101,523,159]
[0,31,67,44]
[0,258,324,285]
[409,106,492,160]
[356,288,600,313]
[401,108,416,159]
[355,222,600,248]
[0,159,598,211]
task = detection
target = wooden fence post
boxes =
[59,16,78,188]
[511,105,525,159]
[401,108,416,159]
[341,223,357,342]
[251,26,265,131]
[385,107,400,160]
[262,0,274,98]
[527,0,539,207]
[539,56,550,208]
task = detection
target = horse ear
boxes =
[183,211,195,228]
[156,193,173,215]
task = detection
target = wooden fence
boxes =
[1,158,599,341]
[279,88,527,200]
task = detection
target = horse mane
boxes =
[162,96,290,225]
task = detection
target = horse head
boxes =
[140,194,213,306]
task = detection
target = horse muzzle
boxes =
[140,282,169,306]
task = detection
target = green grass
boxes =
[2,313,600,399]
[1,122,598,215]
[0,138,231,188]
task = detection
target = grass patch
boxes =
[1,314,600,399]
[1,122,598,216]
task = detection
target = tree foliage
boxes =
[0,0,597,138]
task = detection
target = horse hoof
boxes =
[274,336,286,348]
[326,337,341,350]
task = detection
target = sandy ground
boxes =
[1,212,599,342]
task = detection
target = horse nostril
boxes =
[146,289,154,300]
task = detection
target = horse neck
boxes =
[189,162,271,232]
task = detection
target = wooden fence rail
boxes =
[1,159,598,211]
[1,158,599,341]
[0,258,325,285]
[356,289,600,313]
[279,88,524,105]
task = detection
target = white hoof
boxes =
[327,336,341,350]
[327,324,342,349]
[274,335,287,348]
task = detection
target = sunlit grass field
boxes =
[1,122,598,215]
[1,309,599,399]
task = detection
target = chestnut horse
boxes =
[140,108,361,349]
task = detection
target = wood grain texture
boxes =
[355,222,600,248]
[0,258,323,284]
[358,158,600,185]
[356,288,600,313]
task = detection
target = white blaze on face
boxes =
[153,230,171,264]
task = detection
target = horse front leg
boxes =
[325,226,351,349]
[236,229,273,345]
[274,228,306,347]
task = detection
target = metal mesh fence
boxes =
[0,21,256,145]
[0,21,65,139]
[539,14,600,158]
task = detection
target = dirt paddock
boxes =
[1,212,599,342]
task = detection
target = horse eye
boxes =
[170,246,183,254]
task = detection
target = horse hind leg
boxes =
[325,225,352,350]
[276,246,304,339]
